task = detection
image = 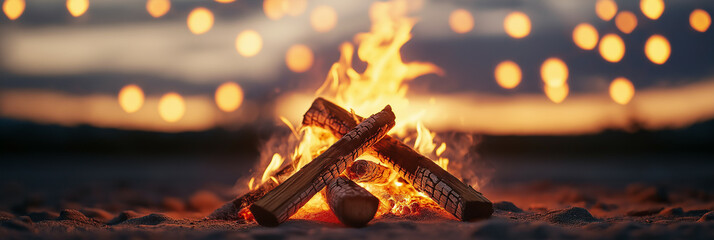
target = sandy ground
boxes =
[1,155,713,239]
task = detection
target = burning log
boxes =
[302,97,493,221]
[347,159,394,184]
[324,175,380,227]
[249,105,396,227]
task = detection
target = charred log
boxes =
[347,159,394,184]
[325,176,379,227]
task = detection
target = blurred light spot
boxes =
[645,34,670,65]
[187,7,214,35]
[263,0,284,20]
[284,0,307,17]
[690,9,711,32]
[640,0,664,20]
[540,58,568,87]
[215,82,244,112]
[215,0,235,3]
[545,84,569,104]
[595,0,617,21]
[609,77,635,105]
[615,11,637,34]
[146,0,170,18]
[285,44,314,73]
[494,60,521,89]
[598,33,625,63]
[504,11,531,39]
[158,92,185,123]
[449,9,474,34]
[118,84,144,113]
[572,23,599,50]
[3,0,24,20]
[66,0,89,17]
[310,5,337,33]
[235,30,263,57]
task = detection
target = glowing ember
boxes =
[2,0,24,20]
[595,0,617,21]
[690,9,711,33]
[644,34,670,65]
[572,23,599,50]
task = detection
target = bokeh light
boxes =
[215,0,235,3]
[215,82,244,112]
[235,30,263,57]
[504,11,531,39]
[540,58,568,87]
[66,0,89,17]
[572,23,599,50]
[284,0,307,17]
[494,61,522,89]
[690,9,711,32]
[146,0,170,18]
[285,44,314,73]
[3,0,24,20]
[640,0,664,20]
[449,9,474,34]
[158,92,185,123]
[615,11,637,34]
[598,33,625,63]
[595,0,617,21]
[187,7,214,35]
[609,77,635,105]
[644,34,670,65]
[263,0,284,20]
[310,5,337,33]
[118,84,145,113]
[544,84,569,104]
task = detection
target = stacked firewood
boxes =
[208,98,493,227]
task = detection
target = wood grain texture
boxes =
[325,176,379,227]
[347,159,393,184]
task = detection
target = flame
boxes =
[262,154,284,184]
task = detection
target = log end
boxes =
[249,204,280,227]
[461,199,494,221]
[335,196,379,227]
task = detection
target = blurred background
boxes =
[1,0,713,215]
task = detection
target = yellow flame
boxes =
[235,30,263,57]
[540,58,568,87]
[610,77,635,105]
[494,60,522,89]
[158,92,185,123]
[573,23,599,50]
[262,154,284,184]
[644,34,670,65]
[310,5,337,33]
[3,0,24,20]
[504,11,531,39]
[215,82,244,112]
[449,9,474,34]
[595,0,617,21]
[146,0,170,18]
[118,84,144,113]
[286,44,314,73]
[599,33,625,63]
[414,121,436,155]
[435,142,446,157]
[615,11,638,34]
[545,84,569,104]
[66,0,89,17]
[248,177,255,191]
[690,9,711,32]
[640,0,664,20]
[187,7,214,35]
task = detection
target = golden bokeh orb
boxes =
[494,61,522,89]
[595,0,617,21]
[573,23,599,50]
[215,82,244,112]
[3,0,24,20]
[598,33,625,63]
[690,9,711,32]
[504,11,531,39]
[640,0,664,20]
[609,77,635,105]
[118,84,145,113]
[540,58,568,87]
[545,84,569,104]
[310,5,337,33]
[285,44,314,73]
[449,9,474,34]
[187,7,214,35]
[284,0,307,17]
[215,0,235,3]
[158,92,185,123]
[66,0,89,17]
[235,30,263,57]
[263,0,284,20]
[644,34,670,65]
[146,0,170,18]
[615,11,638,34]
